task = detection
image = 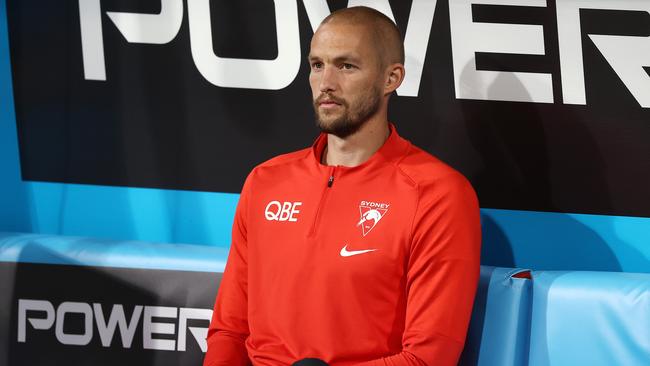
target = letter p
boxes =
[18,299,55,342]
[79,0,184,80]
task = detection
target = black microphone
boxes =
[292,358,329,366]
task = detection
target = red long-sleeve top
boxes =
[204,125,481,366]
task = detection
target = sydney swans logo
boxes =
[357,201,389,236]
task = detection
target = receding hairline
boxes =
[318,6,405,66]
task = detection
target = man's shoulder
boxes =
[250,146,313,176]
[396,143,473,193]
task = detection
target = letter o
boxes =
[55,302,93,346]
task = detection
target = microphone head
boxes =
[292,358,329,366]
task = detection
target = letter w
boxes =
[93,304,143,348]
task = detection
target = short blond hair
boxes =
[320,6,404,67]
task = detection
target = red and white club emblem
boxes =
[357,202,389,236]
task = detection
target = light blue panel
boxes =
[0,232,229,272]
[529,271,650,366]
[24,182,239,247]
[481,209,650,273]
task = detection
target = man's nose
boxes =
[319,66,337,93]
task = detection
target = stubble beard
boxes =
[314,86,382,139]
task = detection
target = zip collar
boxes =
[310,123,410,172]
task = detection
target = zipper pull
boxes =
[327,175,334,187]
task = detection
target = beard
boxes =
[313,85,382,139]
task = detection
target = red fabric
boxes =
[511,271,532,279]
[204,125,481,366]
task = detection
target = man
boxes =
[204,6,481,366]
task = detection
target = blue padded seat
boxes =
[528,271,650,366]
[459,266,532,366]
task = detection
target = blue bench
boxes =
[460,265,650,366]
[1,232,649,365]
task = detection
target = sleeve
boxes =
[203,173,254,366]
[356,173,482,366]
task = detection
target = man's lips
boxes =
[319,100,340,106]
[316,97,344,109]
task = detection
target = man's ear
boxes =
[384,63,405,95]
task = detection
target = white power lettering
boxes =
[556,0,650,107]
[177,308,213,352]
[450,0,553,103]
[143,306,177,351]
[18,299,55,342]
[187,0,301,90]
[17,299,211,352]
[78,0,105,80]
[76,0,650,108]
[93,303,143,348]
[55,302,93,346]
[106,0,183,44]
[399,0,438,96]
[79,0,437,95]
[78,0,183,81]
[301,0,330,31]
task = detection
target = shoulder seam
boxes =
[393,144,418,187]
[256,148,311,170]
[407,181,420,258]
[395,144,420,257]
[395,144,464,187]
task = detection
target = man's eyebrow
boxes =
[307,54,362,64]
[332,55,362,64]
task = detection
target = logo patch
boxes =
[265,201,302,222]
[357,201,389,236]
[340,244,377,257]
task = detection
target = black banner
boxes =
[0,262,220,366]
[7,0,650,216]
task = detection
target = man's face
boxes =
[308,22,384,138]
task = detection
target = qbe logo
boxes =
[265,201,302,222]
[17,299,211,352]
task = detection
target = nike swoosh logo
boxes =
[340,244,377,257]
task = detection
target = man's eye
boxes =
[312,62,323,69]
[342,63,354,70]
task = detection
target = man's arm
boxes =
[357,173,481,366]
[203,174,254,366]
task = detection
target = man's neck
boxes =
[323,117,390,167]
